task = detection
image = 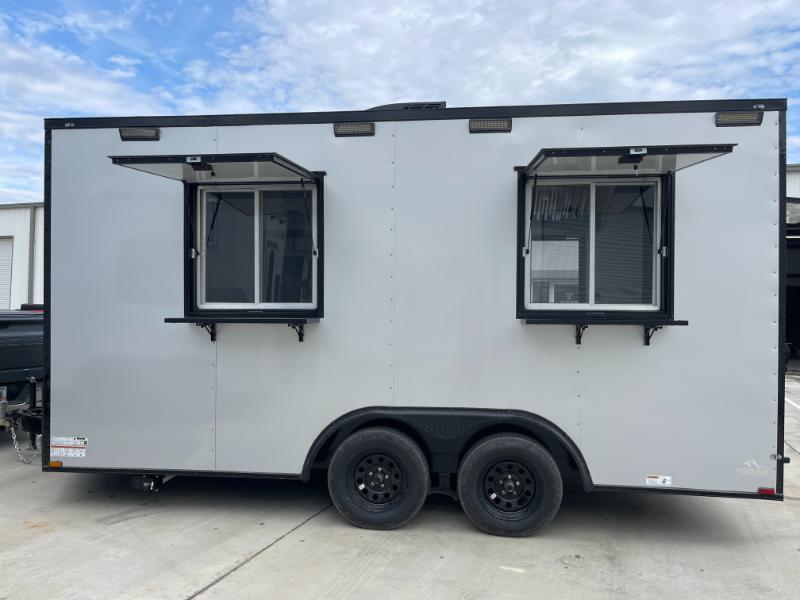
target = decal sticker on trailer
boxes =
[50,436,88,458]
[736,459,768,476]
[645,474,672,486]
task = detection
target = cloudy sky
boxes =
[1,0,799,203]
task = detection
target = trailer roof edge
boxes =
[43,98,788,130]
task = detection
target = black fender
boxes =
[302,406,593,492]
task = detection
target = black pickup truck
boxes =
[0,306,43,431]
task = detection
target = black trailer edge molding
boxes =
[592,485,783,501]
[41,466,303,480]
[778,109,787,496]
[45,98,787,130]
[40,465,784,502]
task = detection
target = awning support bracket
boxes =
[289,323,305,342]
[575,324,588,345]
[643,325,662,346]
[197,322,216,342]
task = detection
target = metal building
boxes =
[0,202,44,310]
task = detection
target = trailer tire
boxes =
[327,427,430,530]
[457,434,562,536]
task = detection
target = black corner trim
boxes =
[42,128,51,469]
[300,406,594,492]
[778,109,787,496]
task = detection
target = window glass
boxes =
[529,184,590,304]
[594,184,655,304]
[259,190,314,303]
[204,192,255,303]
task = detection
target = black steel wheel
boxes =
[352,453,403,507]
[458,434,562,536]
[328,428,430,530]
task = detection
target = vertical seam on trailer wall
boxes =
[391,123,398,405]
[777,109,786,494]
[213,332,218,469]
[577,332,583,447]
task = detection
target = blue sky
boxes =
[1,0,799,203]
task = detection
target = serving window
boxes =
[516,145,734,338]
[110,153,324,332]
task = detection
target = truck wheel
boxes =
[457,434,562,536]
[327,427,430,530]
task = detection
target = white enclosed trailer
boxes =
[42,99,788,535]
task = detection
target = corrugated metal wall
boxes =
[0,237,12,309]
[0,204,43,309]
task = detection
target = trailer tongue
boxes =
[1,308,44,464]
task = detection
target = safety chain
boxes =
[10,427,41,465]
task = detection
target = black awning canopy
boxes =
[110,153,316,183]
[523,144,735,177]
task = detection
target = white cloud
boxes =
[0,27,166,203]
[16,8,134,42]
[105,55,143,79]
[1,0,799,203]
[109,55,142,68]
[0,37,163,115]
[201,0,799,112]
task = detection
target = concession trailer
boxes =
[38,98,788,536]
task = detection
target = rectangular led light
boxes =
[469,118,512,133]
[333,122,375,137]
[119,127,161,141]
[714,111,763,127]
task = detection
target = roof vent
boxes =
[368,101,446,111]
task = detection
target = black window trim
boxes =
[182,175,325,322]
[516,171,675,325]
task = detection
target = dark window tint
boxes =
[594,184,655,304]
[260,190,314,303]
[529,184,590,304]
[204,192,255,303]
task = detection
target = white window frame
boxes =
[524,178,661,311]
[196,184,318,311]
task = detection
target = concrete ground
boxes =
[1,394,799,600]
